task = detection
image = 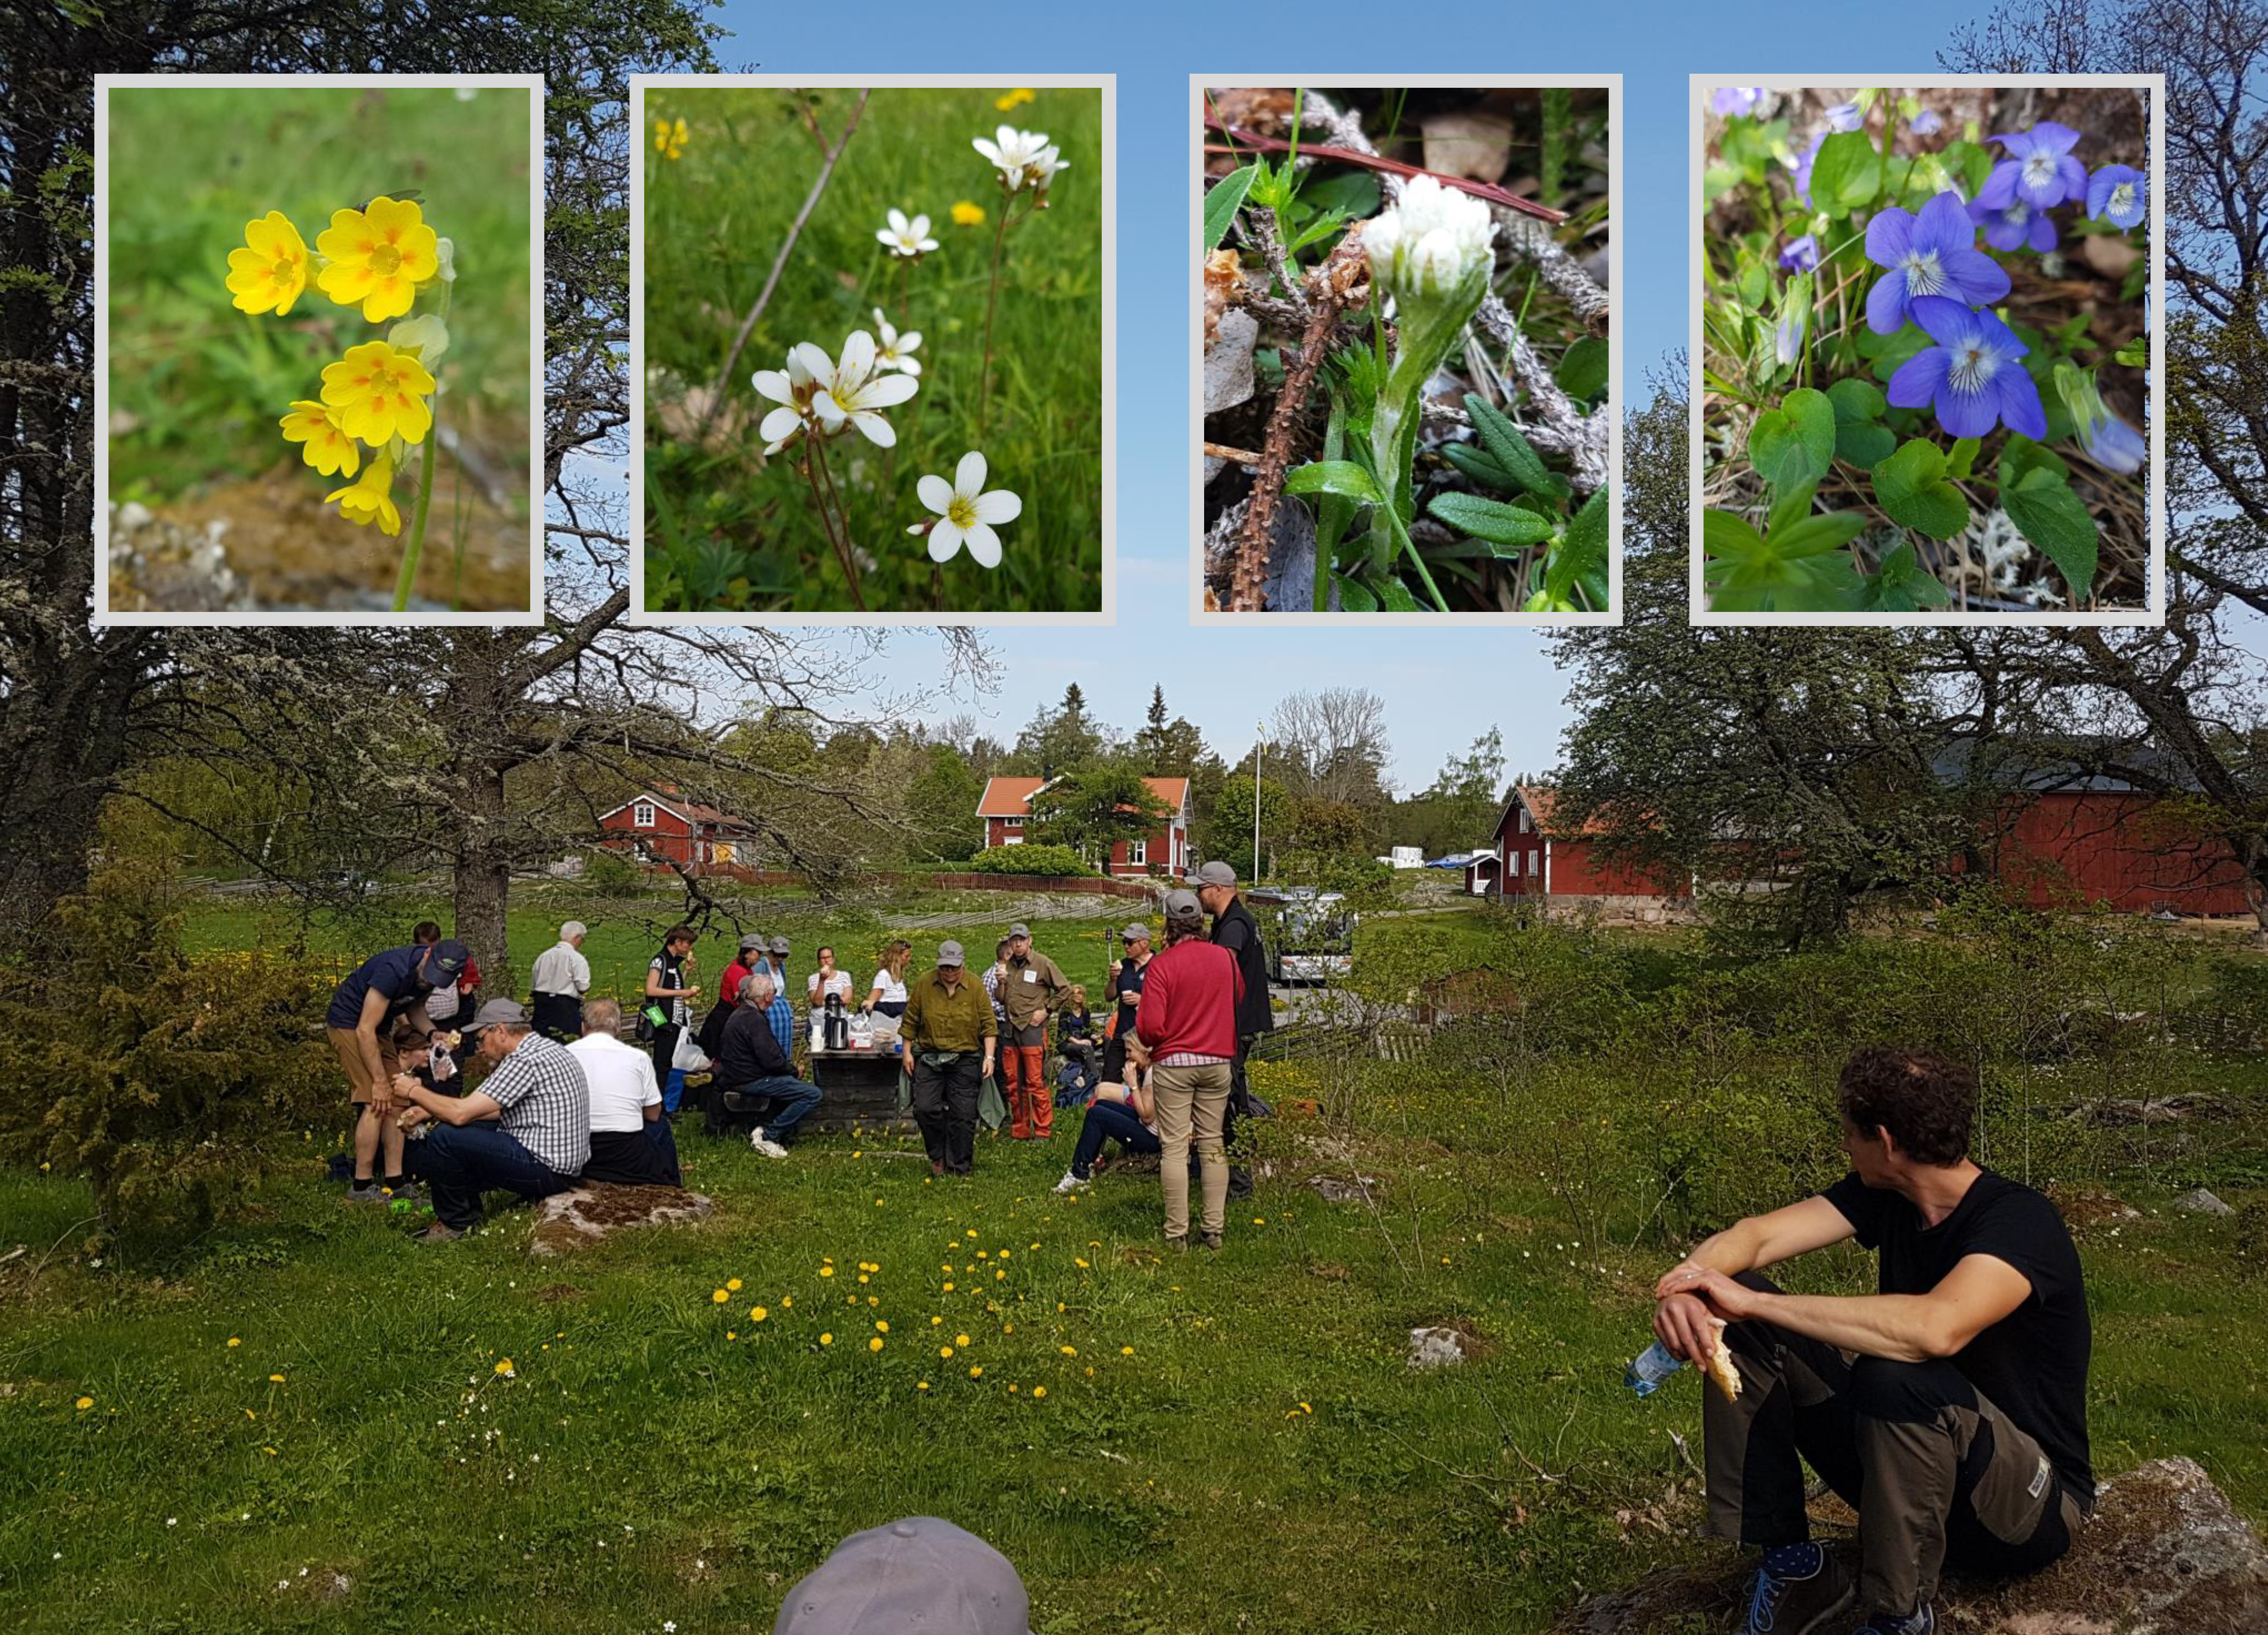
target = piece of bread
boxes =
[1703,1319,1742,1402]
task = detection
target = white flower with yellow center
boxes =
[877,209,937,259]
[871,309,923,376]
[974,125,1053,191]
[914,450,1021,568]
[752,344,829,456]
[1363,174,1497,307]
[812,330,919,446]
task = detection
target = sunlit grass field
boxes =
[641,85,1104,614]
[104,84,535,606]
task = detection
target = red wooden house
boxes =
[976,776,1192,878]
[1467,785,1688,910]
[594,784,761,871]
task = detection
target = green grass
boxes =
[105,84,534,507]
[642,86,1103,613]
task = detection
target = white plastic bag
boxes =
[672,1030,712,1074]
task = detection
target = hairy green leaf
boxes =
[1873,439,1970,539]
[2001,467,2100,602]
[1429,490,1558,549]
[1204,164,1259,251]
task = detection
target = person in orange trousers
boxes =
[998,922,1072,1138]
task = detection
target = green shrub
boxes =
[0,862,337,1238]
[961,843,1094,877]
[580,849,651,897]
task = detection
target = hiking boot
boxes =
[1053,1170,1090,1195]
[1849,1608,1933,1635]
[749,1134,789,1160]
[1742,1542,1854,1635]
[411,1222,469,1243]
[1199,1230,1223,1250]
[347,1182,388,1205]
[382,1180,425,1204]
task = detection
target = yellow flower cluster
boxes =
[655,117,689,160]
[223,195,452,541]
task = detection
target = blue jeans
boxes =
[419,1120,578,1229]
[736,1075,824,1144]
[1069,1098,1159,1180]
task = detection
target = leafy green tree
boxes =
[1203,773,1295,879]
[906,744,984,862]
[1134,686,1212,776]
[1011,683,1108,777]
[1030,766,1170,864]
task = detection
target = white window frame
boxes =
[1518,808,1532,833]
[1003,815,1024,828]
[633,801,656,829]
[1129,837,1147,866]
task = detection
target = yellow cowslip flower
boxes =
[225,211,310,316]
[320,341,434,446]
[324,455,402,537]
[315,196,440,323]
[655,118,689,160]
[995,88,1036,112]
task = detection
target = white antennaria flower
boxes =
[1364,175,1496,307]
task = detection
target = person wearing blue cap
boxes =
[325,936,467,1204]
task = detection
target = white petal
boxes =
[954,450,987,495]
[872,306,887,330]
[908,215,930,239]
[888,208,910,235]
[897,356,922,377]
[906,523,925,535]
[896,330,922,353]
[751,369,791,405]
[963,522,1002,568]
[812,389,847,427]
[917,238,939,252]
[759,405,802,440]
[973,138,1001,165]
[857,372,919,409]
[789,343,832,383]
[875,228,898,249]
[928,521,965,562]
[997,125,1019,150]
[849,410,896,447]
[917,473,954,516]
[971,487,1021,525]
[838,329,877,386]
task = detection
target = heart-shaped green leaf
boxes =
[1873,439,1970,539]
[1835,421,1896,470]
[1808,130,1883,213]
[1748,387,1836,489]
[1825,378,1887,423]
[1860,540,1954,610]
[2001,467,2100,603]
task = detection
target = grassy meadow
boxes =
[3,897,2264,1632]
[104,84,535,610]
[641,85,1105,614]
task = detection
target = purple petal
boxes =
[2086,413,2145,475]
[1865,205,1915,269]
[1938,375,2001,438]
[1865,267,1911,336]
[1981,212,2026,253]
[2027,210,2060,252]
[1987,130,2034,157]
[1970,304,2028,357]
[1943,248,2012,307]
[2055,154,2088,203]
[2032,121,2082,157]
[1995,367,2048,440]
[1912,190,1973,256]
[2086,169,2114,217]
[1907,294,1979,350]
[1887,347,1948,410]
[1976,161,2018,210]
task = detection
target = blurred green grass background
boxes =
[105,85,534,507]
[642,86,1104,614]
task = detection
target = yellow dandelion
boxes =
[952,199,987,227]
[1121,1346,1135,1356]
[783,1296,793,1307]
[1032,1385,1048,1399]
[224,210,310,316]
[820,1332,834,1346]
[75,1395,93,1411]
[940,1345,955,1359]
[226,1337,242,1348]
[1254,1217,1266,1225]
[955,1332,972,1347]
[995,87,1036,111]
[1060,1345,1077,1357]
[1007,1383,1018,1394]
[943,1281,955,1292]
[869,1337,885,1352]
[269,1374,286,1383]
[1074,1258,1090,1269]
[875,1321,890,1333]
[712,1289,729,1304]
[918,1381,930,1391]
[969,1365,983,1378]
[727,1278,743,1291]
[858,1275,870,1284]
[726,1332,736,1341]
[931,1316,943,1326]
[493,1360,515,1377]
[750,1306,768,1322]
[821,1266,836,1278]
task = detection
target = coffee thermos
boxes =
[823,990,847,1050]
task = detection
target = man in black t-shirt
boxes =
[1195,861,1272,1200]
[1100,920,1153,1086]
[1650,1045,2091,1635]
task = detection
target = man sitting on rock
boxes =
[715,972,824,1159]
[570,999,680,1188]
[1652,1044,2092,1635]
[392,999,591,1243]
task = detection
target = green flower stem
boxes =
[810,432,867,609]
[978,203,1011,439]
[1366,261,1490,581]
[390,399,439,612]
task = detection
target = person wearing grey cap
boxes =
[529,921,591,1043]
[391,998,590,1242]
[998,922,1072,1141]
[900,940,996,1176]
[1196,859,1273,1200]
[773,1515,1032,1635]
[1100,919,1154,1088]
[1133,888,1246,1248]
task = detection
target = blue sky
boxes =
[704,0,2008,790]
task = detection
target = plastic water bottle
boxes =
[1625,1339,1686,1397]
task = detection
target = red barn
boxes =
[977,776,1191,877]
[595,785,760,871]
[1470,785,1689,916]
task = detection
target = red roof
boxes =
[1500,785,1615,840]
[977,776,1189,818]
[597,790,758,833]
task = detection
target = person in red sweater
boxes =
[1133,888,1245,1249]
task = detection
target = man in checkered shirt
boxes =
[392,998,591,1241]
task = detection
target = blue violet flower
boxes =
[1792,132,1825,206]
[1967,194,2057,254]
[1887,296,2048,439]
[2087,163,2145,231]
[1864,190,2012,336]
[1780,234,1819,272]
[1713,87,1765,116]
[2082,411,2145,475]
[1978,121,2087,211]
[1909,107,1943,136]
[1825,101,1862,133]
[1775,310,1806,368]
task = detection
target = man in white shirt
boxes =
[568,998,680,1186]
[530,921,592,1042]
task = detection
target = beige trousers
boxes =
[1152,1061,1231,1241]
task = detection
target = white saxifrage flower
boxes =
[877,209,937,258]
[812,329,919,446]
[871,308,923,375]
[913,450,1021,567]
[752,344,830,455]
[1363,174,1497,307]
[974,125,1062,193]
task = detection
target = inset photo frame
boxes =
[95,74,547,624]
[630,74,1115,625]
[1193,75,1622,624]
[1690,75,2165,624]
